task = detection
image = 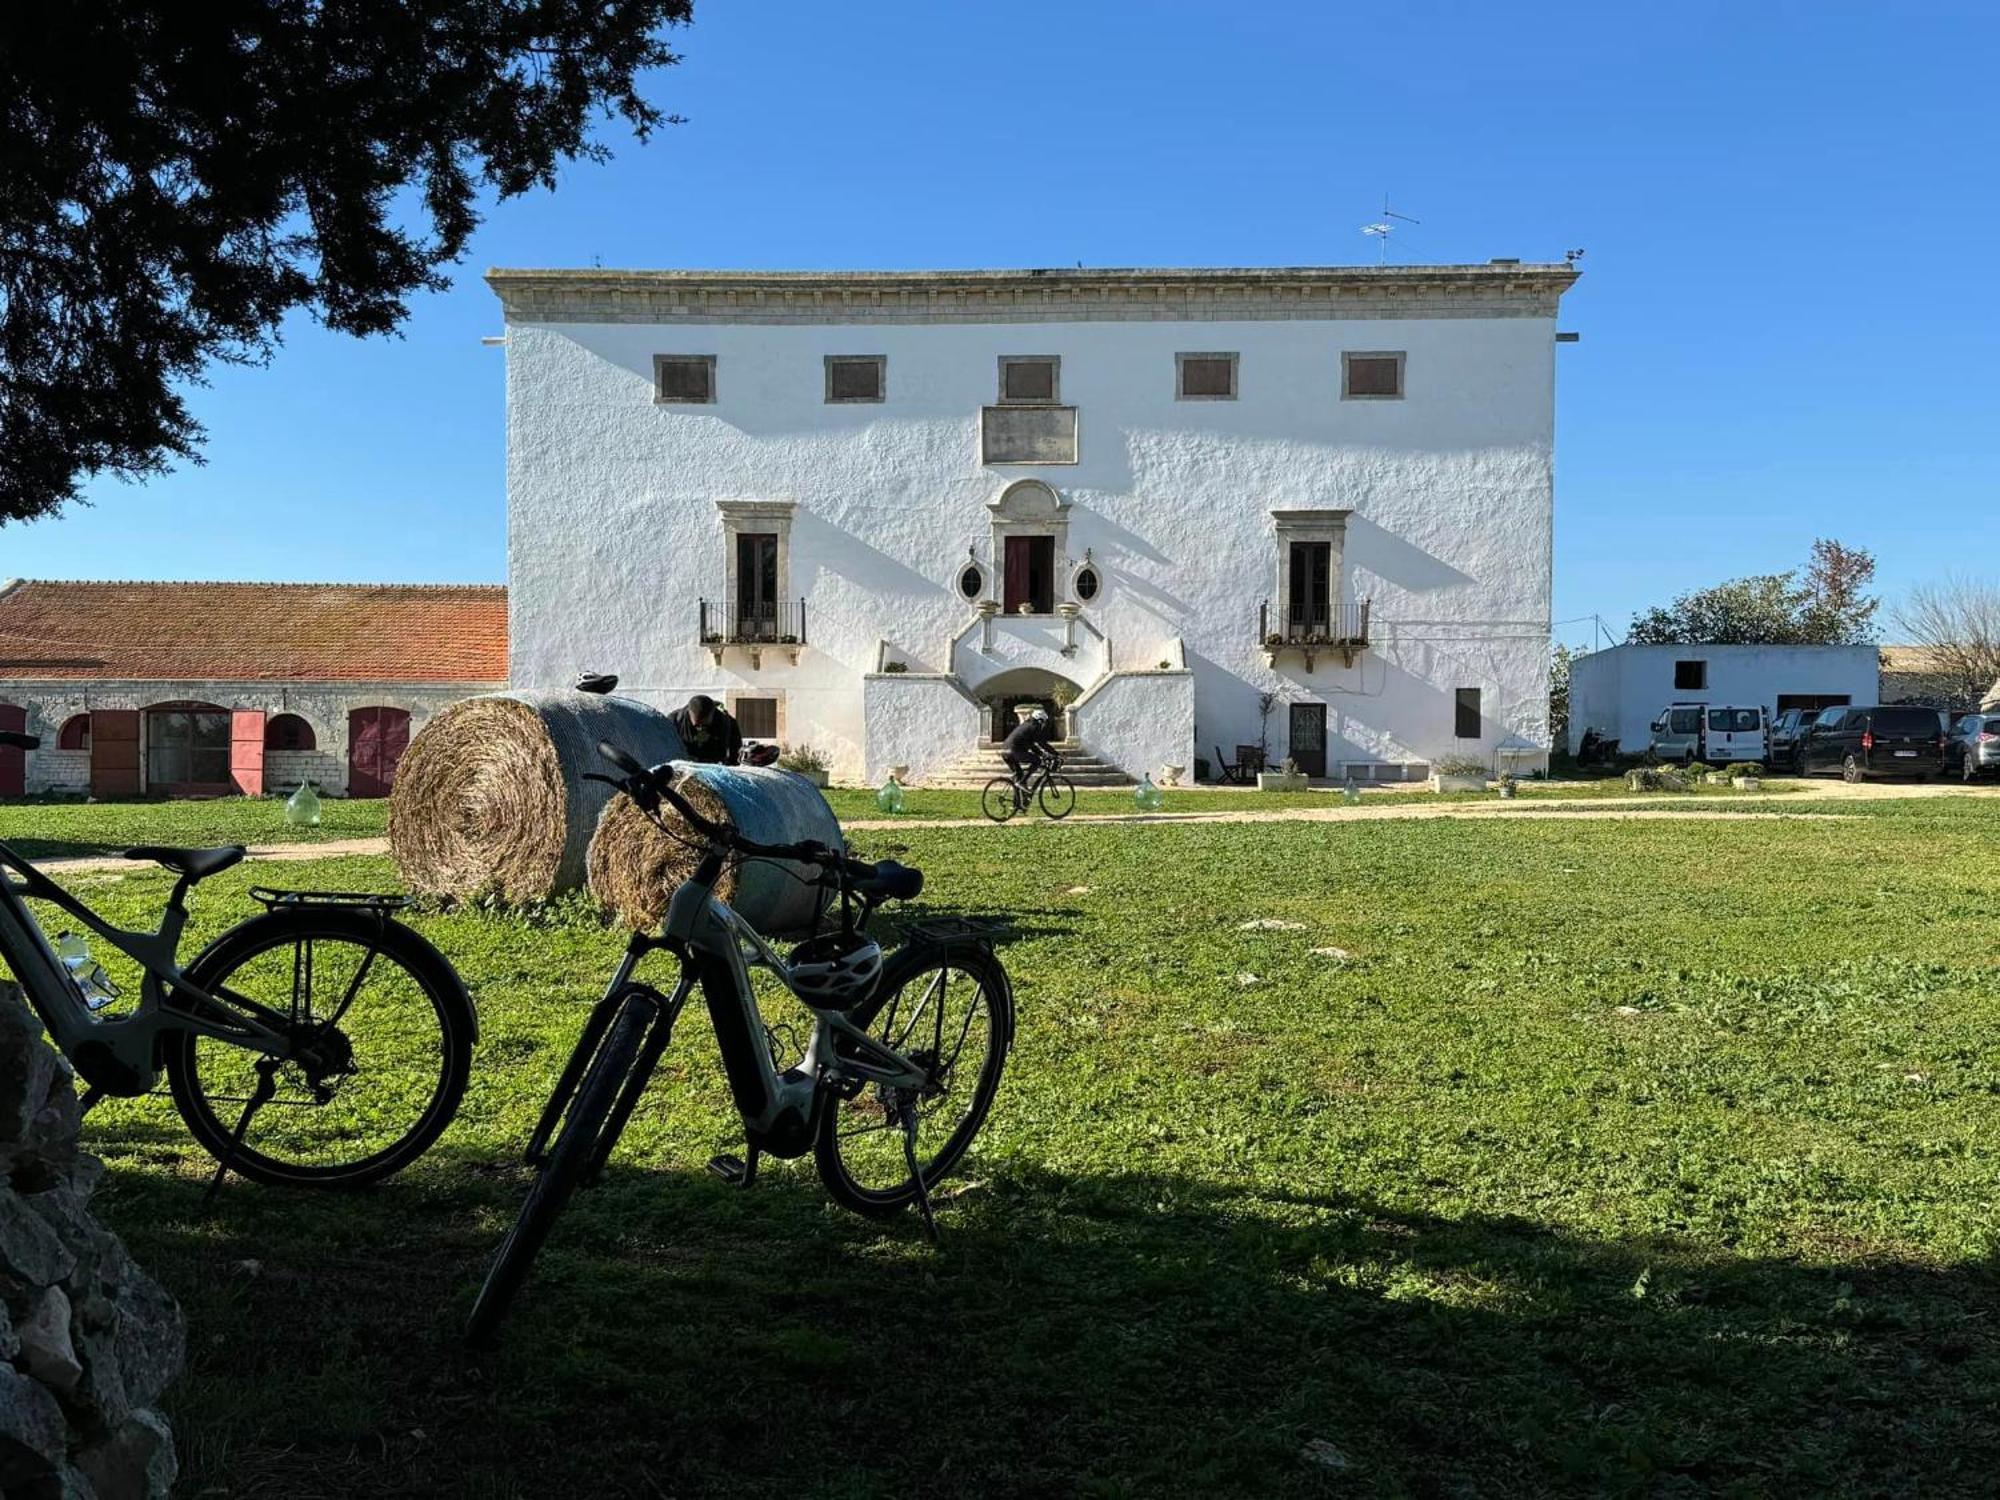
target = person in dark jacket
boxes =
[669,694,742,765]
[1001,707,1060,789]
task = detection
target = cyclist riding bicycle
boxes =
[1001,707,1060,792]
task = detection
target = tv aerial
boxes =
[1360,195,1420,263]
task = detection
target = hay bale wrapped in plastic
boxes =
[588,763,844,933]
[389,690,686,903]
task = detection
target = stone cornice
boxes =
[487,264,1579,325]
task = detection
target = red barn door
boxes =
[89,710,141,797]
[230,709,266,796]
[0,704,25,796]
[347,707,411,797]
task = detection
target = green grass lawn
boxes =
[0,795,388,859]
[40,797,2000,1495]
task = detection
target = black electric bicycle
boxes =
[982,750,1076,823]
[0,729,475,1189]
[466,743,1014,1345]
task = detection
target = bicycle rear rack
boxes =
[904,915,1007,948]
[248,887,410,913]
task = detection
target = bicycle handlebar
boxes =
[594,741,862,875]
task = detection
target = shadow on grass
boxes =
[82,1141,2000,1500]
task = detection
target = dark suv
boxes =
[1800,705,1945,781]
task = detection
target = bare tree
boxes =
[1891,577,2000,709]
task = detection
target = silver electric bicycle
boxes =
[0,728,476,1191]
[466,742,1014,1345]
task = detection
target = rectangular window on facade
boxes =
[999,356,1059,404]
[1454,688,1482,739]
[1342,351,1404,400]
[825,355,885,403]
[734,697,779,739]
[1674,659,1707,690]
[654,354,716,403]
[1176,353,1237,400]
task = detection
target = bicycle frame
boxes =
[527,849,929,1166]
[0,841,291,1097]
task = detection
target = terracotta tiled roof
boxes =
[0,580,507,683]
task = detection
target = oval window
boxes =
[958,564,983,600]
[1073,565,1100,603]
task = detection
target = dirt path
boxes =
[39,836,393,876]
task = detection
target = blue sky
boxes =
[7,0,1995,646]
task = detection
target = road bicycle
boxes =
[0,728,475,1191]
[466,742,1015,1345]
[982,752,1076,823]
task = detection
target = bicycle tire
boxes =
[465,993,651,1346]
[815,942,1013,1219]
[165,906,474,1189]
[980,777,1020,823]
[1038,775,1077,820]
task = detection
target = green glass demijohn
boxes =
[285,780,322,827]
[1133,774,1163,812]
[875,776,906,814]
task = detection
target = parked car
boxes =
[1945,712,2000,781]
[1769,708,1823,771]
[1799,704,1945,781]
[1646,702,1767,764]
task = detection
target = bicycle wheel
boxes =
[981,777,1020,823]
[1038,774,1077,820]
[815,943,1013,1218]
[466,993,653,1346]
[165,907,473,1188]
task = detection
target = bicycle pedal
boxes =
[706,1153,750,1185]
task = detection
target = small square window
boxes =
[733,696,779,739]
[999,356,1059,404]
[1177,353,1237,400]
[825,355,885,403]
[1454,687,1482,739]
[1342,351,1404,400]
[1674,659,1707,690]
[655,355,716,404]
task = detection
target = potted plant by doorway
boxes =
[1050,680,1079,739]
[1430,755,1489,794]
[777,743,831,788]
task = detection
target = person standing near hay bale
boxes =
[668,695,742,765]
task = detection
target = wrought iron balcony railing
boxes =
[1258,598,1371,668]
[699,599,806,664]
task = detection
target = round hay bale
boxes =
[388,690,686,903]
[588,764,845,933]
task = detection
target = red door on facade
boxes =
[348,707,411,797]
[0,704,25,797]
[230,709,266,796]
[90,711,141,797]
[1002,536,1055,614]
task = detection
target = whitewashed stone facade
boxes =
[495,264,1578,783]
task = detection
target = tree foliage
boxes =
[1627,539,1878,646]
[1889,577,2000,710]
[0,1,692,523]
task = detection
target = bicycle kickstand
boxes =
[203,1057,280,1207]
[899,1105,940,1245]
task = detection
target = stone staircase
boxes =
[926,741,1134,788]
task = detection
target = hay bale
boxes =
[588,764,845,933]
[388,690,686,903]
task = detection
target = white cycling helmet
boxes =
[1028,707,1050,723]
[788,931,884,1008]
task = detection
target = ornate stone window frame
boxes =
[713,499,799,665]
[985,479,1072,613]
[725,689,786,743]
[654,353,717,404]
[1341,350,1405,401]
[1175,351,1239,401]
[823,354,886,404]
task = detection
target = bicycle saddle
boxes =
[122,845,248,881]
[850,859,923,903]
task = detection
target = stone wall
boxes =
[0,985,183,1497]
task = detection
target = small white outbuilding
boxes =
[1566,643,1880,755]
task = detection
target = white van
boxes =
[1647,703,1768,764]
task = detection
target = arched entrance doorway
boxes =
[348,706,411,797]
[976,667,1082,744]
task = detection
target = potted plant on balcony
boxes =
[777,743,831,788]
[1430,755,1488,794]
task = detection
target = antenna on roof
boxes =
[1360,195,1420,264]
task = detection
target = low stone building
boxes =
[0,580,505,799]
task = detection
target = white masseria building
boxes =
[494,263,1579,785]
